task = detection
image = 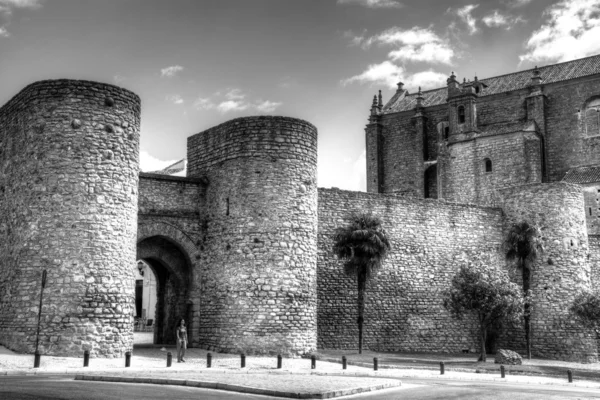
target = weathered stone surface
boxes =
[495,349,522,365]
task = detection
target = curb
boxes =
[74,374,401,399]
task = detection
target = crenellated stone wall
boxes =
[0,80,140,357]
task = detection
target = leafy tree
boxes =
[443,263,525,362]
[571,290,600,339]
[333,212,391,354]
[503,221,544,359]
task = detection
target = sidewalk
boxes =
[2,346,599,399]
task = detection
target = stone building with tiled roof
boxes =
[366,53,600,234]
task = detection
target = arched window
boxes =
[475,86,480,94]
[484,158,492,173]
[444,126,450,140]
[585,98,600,136]
[458,106,465,124]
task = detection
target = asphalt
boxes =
[2,344,599,399]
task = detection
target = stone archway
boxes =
[136,235,193,345]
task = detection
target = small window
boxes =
[585,98,600,136]
[484,158,492,172]
[475,86,480,94]
[444,126,450,140]
[458,106,465,124]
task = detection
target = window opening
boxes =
[458,106,465,124]
[484,158,492,173]
[444,126,449,140]
[226,197,230,216]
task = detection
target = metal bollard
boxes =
[34,351,41,368]
[373,357,378,371]
[167,352,172,367]
[440,361,445,375]
[311,355,316,369]
[241,353,246,368]
[500,365,505,378]
[83,350,90,367]
[567,370,573,383]
[277,354,282,369]
[125,351,131,367]
[342,356,347,370]
[207,352,212,368]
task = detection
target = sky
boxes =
[1,0,600,191]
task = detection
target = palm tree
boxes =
[333,213,391,354]
[503,221,544,360]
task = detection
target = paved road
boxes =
[1,375,599,400]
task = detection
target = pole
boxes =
[34,269,47,362]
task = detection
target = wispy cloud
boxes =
[0,0,43,37]
[341,61,405,88]
[351,26,455,65]
[255,100,283,113]
[160,65,184,78]
[337,0,403,9]
[194,89,282,114]
[166,94,184,105]
[519,0,600,64]
[113,75,126,85]
[278,76,297,89]
[448,4,479,35]
[504,0,534,8]
[482,10,525,29]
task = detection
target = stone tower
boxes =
[0,80,140,357]
[187,116,318,355]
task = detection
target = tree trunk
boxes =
[479,325,487,362]
[357,274,366,354]
[523,265,532,360]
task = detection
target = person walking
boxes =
[176,318,187,362]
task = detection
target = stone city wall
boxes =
[317,188,505,353]
[0,80,140,357]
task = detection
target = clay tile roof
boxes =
[383,53,600,114]
[562,165,600,184]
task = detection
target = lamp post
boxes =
[34,269,47,368]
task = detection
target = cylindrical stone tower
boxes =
[187,116,318,356]
[499,182,598,362]
[0,80,140,357]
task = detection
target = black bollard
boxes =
[125,351,131,367]
[167,352,172,367]
[440,361,445,375]
[500,365,505,378]
[311,355,316,369]
[277,354,282,369]
[34,351,41,368]
[567,370,573,383]
[342,356,347,370]
[241,353,246,368]
[373,357,378,371]
[83,350,90,367]
[207,352,212,368]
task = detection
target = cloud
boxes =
[0,0,43,37]
[165,94,184,105]
[519,0,600,64]
[449,4,479,35]
[482,10,525,29]
[255,100,282,113]
[337,0,403,9]
[113,75,126,85]
[278,76,297,89]
[160,65,184,78]
[352,26,455,65]
[504,0,534,7]
[404,70,448,90]
[195,89,282,114]
[139,150,179,173]
[342,61,405,88]
[194,97,214,110]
